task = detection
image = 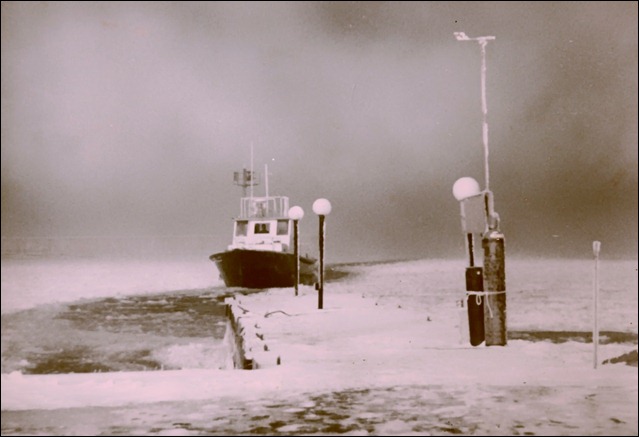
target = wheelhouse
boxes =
[228,196,293,252]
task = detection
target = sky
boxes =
[1,1,637,262]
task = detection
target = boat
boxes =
[210,167,318,288]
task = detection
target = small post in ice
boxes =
[313,198,332,310]
[288,206,304,297]
[592,240,601,369]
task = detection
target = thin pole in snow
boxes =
[593,240,601,369]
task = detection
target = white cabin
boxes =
[228,196,293,252]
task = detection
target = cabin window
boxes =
[254,223,270,234]
[277,220,289,235]
[235,221,248,236]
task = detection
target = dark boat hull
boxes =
[210,249,318,289]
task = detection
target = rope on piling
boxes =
[465,290,506,319]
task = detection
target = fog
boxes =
[2,2,637,262]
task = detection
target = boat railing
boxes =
[239,196,290,219]
[228,241,286,252]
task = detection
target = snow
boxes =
[1,257,637,435]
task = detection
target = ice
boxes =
[152,341,229,370]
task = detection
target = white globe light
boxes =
[312,198,332,215]
[452,177,481,201]
[288,206,304,220]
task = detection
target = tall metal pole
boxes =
[288,206,305,297]
[480,39,490,192]
[318,215,325,310]
[293,219,299,296]
[454,32,494,192]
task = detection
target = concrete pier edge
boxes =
[224,296,280,370]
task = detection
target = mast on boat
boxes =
[250,142,254,200]
[233,144,259,198]
[233,167,259,197]
[232,147,289,219]
[264,163,269,215]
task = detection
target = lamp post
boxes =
[453,177,482,268]
[288,206,304,296]
[312,198,332,310]
[455,31,506,346]
[453,177,485,346]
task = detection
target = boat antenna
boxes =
[265,163,269,198]
[250,142,254,200]
[264,163,269,215]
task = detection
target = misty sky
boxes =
[1,2,637,262]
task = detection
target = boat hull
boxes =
[210,249,318,289]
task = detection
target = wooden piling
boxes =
[483,230,507,346]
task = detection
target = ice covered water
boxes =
[1,258,234,373]
[1,257,636,376]
[0,257,359,375]
[1,288,233,374]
